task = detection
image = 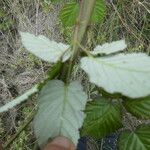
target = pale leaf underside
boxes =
[91,40,127,55]
[34,80,87,146]
[81,53,150,98]
[20,32,71,63]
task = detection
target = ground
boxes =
[0,0,150,149]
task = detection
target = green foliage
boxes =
[123,96,150,119]
[49,0,61,3]
[91,0,106,23]
[119,125,150,150]
[2,1,150,149]
[59,2,79,27]
[34,80,87,146]
[6,31,150,148]
[82,97,122,139]
[59,0,106,27]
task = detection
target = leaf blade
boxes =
[119,125,150,150]
[123,97,150,119]
[80,53,150,98]
[91,0,106,23]
[91,40,127,55]
[82,97,122,139]
[34,80,87,146]
[59,2,79,27]
[20,32,70,63]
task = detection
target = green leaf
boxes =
[50,0,75,3]
[50,0,60,3]
[82,97,122,139]
[119,125,150,150]
[59,2,79,27]
[91,0,106,23]
[20,32,71,63]
[123,96,150,119]
[0,85,38,113]
[80,53,150,98]
[91,40,127,55]
[34,80,87,146]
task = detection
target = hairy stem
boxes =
[66,0,96,83]
[3,61,63,149]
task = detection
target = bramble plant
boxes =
[0,0,150,149]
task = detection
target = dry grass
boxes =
[0,0,150,149]
[0,0,64,149]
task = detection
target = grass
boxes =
[0,0,150,149]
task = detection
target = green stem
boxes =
[66,0,96,83]
[3,1,96,148]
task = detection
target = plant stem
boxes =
[3,62,63,149]
[66,0,96,83]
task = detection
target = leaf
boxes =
[91,0,106,23]
[50,0,75,3]
[59,2,79,27]
[81,97,122,139]
[34,80,87,146]
[0,85,38,113]
[91,40,127,55]
[123,96,150,119]
[20,32,71,63]
[80,53,150,98]
[50,0,60,3]
[59,0,106,27]
[119,125,150,150]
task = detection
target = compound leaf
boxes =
[34,80,87,146]
[59,2,79,27]
[91,40,127,55]
[59,0,106,27]
[20,32,71,63]
[123,96,150,119]
[81,53,150,98]
[119,125,150,150]
[91,0,106,23]
[82,97,122,138]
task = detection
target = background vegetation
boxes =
[0,0,150,149]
